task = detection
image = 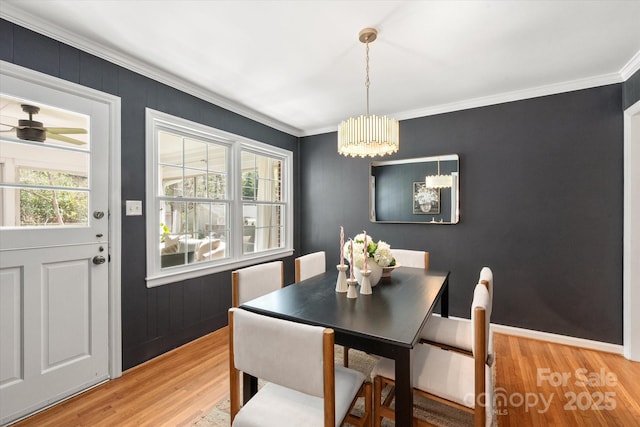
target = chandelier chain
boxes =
[365,40,370,116]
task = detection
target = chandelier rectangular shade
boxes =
[337,114,400,158]
[424,174,453,189]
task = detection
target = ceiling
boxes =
[2,1,640,137]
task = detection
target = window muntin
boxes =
[146,109,292,287]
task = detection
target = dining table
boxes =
[239,265,450,426]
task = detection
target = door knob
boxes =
[93,211,105,219]
[93,255,106,265]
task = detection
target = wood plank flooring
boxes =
[11,330,640,426]
[494,334,640,426]
[12,328,230,427]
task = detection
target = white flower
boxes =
[374,241,393,267]
[343,232,394,268]
[414,186,439,205]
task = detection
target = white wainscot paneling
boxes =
[42,260,90,372]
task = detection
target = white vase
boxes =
[354,262,383,287]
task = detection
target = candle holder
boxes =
[336,264,348,293]
[346,278,358,299]
[359,270,372,295]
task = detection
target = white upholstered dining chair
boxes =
[294,251,326,283]
[371,283,493,427]
[228,308,372,427]
[391,249,430,269]
[231,261,284,307]
[294,251,353,369]
[420,267,494,364]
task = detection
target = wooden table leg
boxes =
[394,346,413,426]
[441,276,449,318]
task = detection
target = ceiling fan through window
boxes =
[1,103,87,145]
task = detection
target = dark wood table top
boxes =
[240,266,450,352]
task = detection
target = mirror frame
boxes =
[369,154,460,224]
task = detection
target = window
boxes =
[145,109,293,287]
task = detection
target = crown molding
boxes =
[620,49,640,80]
[0,5,303,137]
[392,73,623,124]
[302,72,625,137]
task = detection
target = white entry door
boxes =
[0,73,111,424]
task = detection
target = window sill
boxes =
[145,249,294,288]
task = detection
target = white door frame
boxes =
[0,60,122,377]
[624,99,640,361]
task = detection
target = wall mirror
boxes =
[369,154,459,224]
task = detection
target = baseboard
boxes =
[432,314,624,355]
[490,323,623,355]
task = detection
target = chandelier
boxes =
[338,28,399,158]
[425,159,452,189]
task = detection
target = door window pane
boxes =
[0,96,90,228]
[18,168,88,188]
[18,188,88,226]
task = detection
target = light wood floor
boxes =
[12,330,640,426]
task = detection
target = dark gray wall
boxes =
[623,69,640,109]
[0,19,300,369]
[300,84,624,344]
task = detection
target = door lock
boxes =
[93,211,105,219]
[93,255,106,265]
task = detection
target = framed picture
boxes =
[413,182,440,215]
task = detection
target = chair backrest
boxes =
[470,283,491,362]
[228,308,336,424]
[469,283,491,427]
[478,266,493,316]
[478,266,493,299]
[231,261,284,307]
[295,251,326,283]
[391,249,430,269]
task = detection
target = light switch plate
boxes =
[126,200,143,216]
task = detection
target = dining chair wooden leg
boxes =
[373,375,383,427]
[343,346,350,367]
[373,376,397,427]
[364,381,372,427]
[343,381,372,427]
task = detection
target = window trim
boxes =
[145,108,293,288]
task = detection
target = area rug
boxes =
[194,347,496,426]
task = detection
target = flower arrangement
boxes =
[343,232,394,269]
[414,185,439,206]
